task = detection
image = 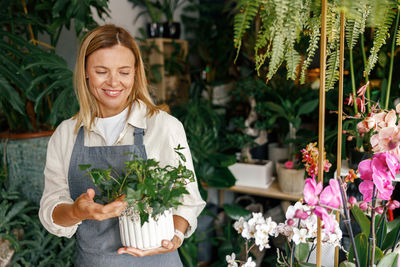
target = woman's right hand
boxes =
[72,188,127,221]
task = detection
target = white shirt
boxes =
[95,107,128,146]
[39,100,206,238]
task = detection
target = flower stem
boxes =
[349,48,358,115]
[360,34,370,113]
[337,176,360,267]
[385,9,400,109]
[367,186,377,267]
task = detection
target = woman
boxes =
[39,24,205,266]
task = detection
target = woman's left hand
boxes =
[117,235,182,257]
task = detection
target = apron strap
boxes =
[133,127,145,145]
[75,127,85,147]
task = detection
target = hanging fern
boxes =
[300,16,320,84]
[365,2,396,75]
[267,30,286,80]
[285,48,301,80]
[233,0,260,62]
[325,42,340,91]
[397,23,400,46]
[255,28,272,75]
[345,1,369,49]
[326,2,341,45]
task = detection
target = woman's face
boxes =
[86,45,135,118]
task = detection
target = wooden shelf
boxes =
[221,180,302,202]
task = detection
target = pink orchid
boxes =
[320,179,342,209]
[303,178,323,206]
[373,112,387,129]
[295,209,309,220]
[359,180,374,202]
[396,103,400,114]
[358,159,373,180]
[375,126,400,153]
[314,206,335,233]
[384,110,397,127]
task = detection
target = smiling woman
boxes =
[38,24,205,267]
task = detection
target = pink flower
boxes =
[374,126,400,153]
[284,161,294,169]
[359,180,374,202]
[295,209,309,220]
[396,103,400,114]
[357,82,369,97]
[359,201,368,210]
[314,206,335,233]
[375,206,384,214]
[303,178,323,206]
[358,159,373,180]
[320,179,342,209]
[348,196,357,205]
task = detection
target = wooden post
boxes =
[317,0,328,266]
[335,6,346,267]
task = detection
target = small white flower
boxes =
[234,217,246,234]
[243,257,256,267]
[248,212,265,227]
[292,228,308,245]
[226,253,238,267]
[241,222,256,240]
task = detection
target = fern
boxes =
[285,48,301,80]
[233,0,260,62]
[267,30,286,80]
[325,42,340,91]
[326,2,341,45]
[300,16,320,84]
[255,27,272,75]
[365,2,396,75]
[345,1,369,49]
[397,23,400,46]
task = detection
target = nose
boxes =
[107,73,119,87]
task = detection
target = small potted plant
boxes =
[128,0,164,38]
[160,0,186,39]
[80,145,194,249]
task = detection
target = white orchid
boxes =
[226,253,238,267]
[233,217,246,234]
[243,257,256,267]
[292,228,308,245]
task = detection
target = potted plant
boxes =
[160,0,186,39]
[0,1,109,204]
[80,146,194,249]
[128,0,164,38]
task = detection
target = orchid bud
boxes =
[348,196,357,206]
[375,206,384,214]
[295,209,309,220]
[347,136,354,141]
[287,219,294,226]
[359,202,368,210]
[393,200,400,209]
[387,203,396,210]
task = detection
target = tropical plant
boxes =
[0,0,109,133]
[128,0,163,23]
[232,0,400,92]
[80,146,194,225]
[160,0,186,22]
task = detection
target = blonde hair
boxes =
[74,24,159,133]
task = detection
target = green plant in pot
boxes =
[80,146,194,250]
[128,0,164,38]
[0,0,109,204]
[160,0,186,39]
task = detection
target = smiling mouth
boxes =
[103,89,122,96]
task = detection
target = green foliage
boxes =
[300,16,321,84]
[351,205,370,238]
[0,0,109,132]
[128,0,163,22]
[365,1,397,75]
[345,0,369,50]
[81,146,195,225]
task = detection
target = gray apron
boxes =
[68,126,183,267]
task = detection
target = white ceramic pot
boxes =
[119,208,174,250]
[228,160,274,189]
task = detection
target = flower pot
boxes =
[146,22,164,38]
[228,160,274,189]
[305,242,335,267]
[162,22,181,39]
[0,131,53,204]
[119,208,174,250]
[276,162,305,194]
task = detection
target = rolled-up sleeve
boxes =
[170,120,206,237]
[39,122,80,238]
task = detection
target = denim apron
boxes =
[68,127,183,267]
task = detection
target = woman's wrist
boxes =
[174,229,184,246]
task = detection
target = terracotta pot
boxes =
[276,162,305,194]
[1,131,54,204]
[119,208,174,249]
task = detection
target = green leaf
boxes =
[351,206,370,237]
[78,164,91,171]
[377,252,398,267]
[295,242,310,262]
[339,261,356,267]
[382,218,400,251]
[349,233,368,267]
[297,99,319,116]
[223,204,251,221]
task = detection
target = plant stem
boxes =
[349,48,358,114]
[368,186,377,267]
[306,243,316,263]
[337,176,360,267]
[385,9,400,109]
[360,34,370,113]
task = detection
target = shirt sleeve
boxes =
[39,122,80,238]
[169,119,206,238]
